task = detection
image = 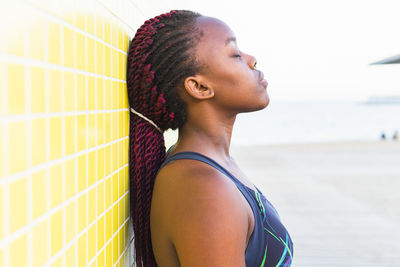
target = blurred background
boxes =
[0,0,399,266]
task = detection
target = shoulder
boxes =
[151,159,249,266]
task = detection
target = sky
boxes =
[160,0,400,101]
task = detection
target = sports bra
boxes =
[159,151,293,267]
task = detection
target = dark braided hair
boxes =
[126,10,203,267]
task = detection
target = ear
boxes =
[184,76,214,100]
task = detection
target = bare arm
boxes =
[151,161,250,267]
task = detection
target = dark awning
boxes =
[370,54,400,64]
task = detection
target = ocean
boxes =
[231,100,400,146]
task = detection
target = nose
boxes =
[247,54,257,70]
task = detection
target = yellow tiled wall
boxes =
[0,0,182,266]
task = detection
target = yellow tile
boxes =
[76,33,85,70]
[87,37,95,73]
[32,170,47,219]
[118,53,124,80]
[50,163,63,208]
[62,12,75,25]
[119,169,124,198]
[112,49,118,79]
[105,113,111,144]
[63,26,74,68]
[65,201,76,244]
[106,242,112,267]
[119,226,124,254]
[49,117,62,160]
[88,114,96,148]
[29,19,46,61]
[112,112,118,141]
[97,180,105,216]
[9,121,27,174]
[105,209,112,242]
[111,81,118,110]
[77,154,87,192]
[87,76,95,110]
[112,142,118,171]
[5,25,26,57]
[65,158,76,199]
[97,113,105,146]
[104,80,111,110]
[50,209,63,256]
[122,82,128,108]
[104,21,111,44]
[122,56,127,81]
[89,259,96,267]
[48,22,61,65]
[48,70,63,112]
[96,42,104,75]
[97,147,105,181]
[88,150,96,186]
[111,25,118,48]
[105,145,111,177]
[112,173,118,203]
[77,194,87,233]
[86,14,95,35]
[118,112,123,139]
[77,232,87,266]
[121,194,126,222]
[104,46,111,77]
[10,234,28,267]
[65,115,76,155]
[0,124,4,178]
[118,30,124,51]
[96,16,104,40]
[65,243,76,267]
[88,187,96,224]
[105,177,111,210]
[118,202,123,230]
[124,111,129,136]
[30,66,46,113]
[33,220,49,266]
[51,255,63,267]
[124,33,129,52]
[7,64,26,114]
[112,204,119,234]
[0,187,3,238]
[77,74,86,111]
[120,140,127,167]
[0,249,3,267]
[97,78,104,109]
[49,70,62,112]
[75,14,86,31]
[97,215,105,250]
[31,118,46,166]
[124,195,129,221]
[98,249,105,267]
[64,72,75,112]
[77,114,87,151]
[112,234,118,265]
[88,224,96,261]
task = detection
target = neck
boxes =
[175,109,236,162]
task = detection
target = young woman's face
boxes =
[195,16,270,113]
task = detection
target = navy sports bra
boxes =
[160,151,293,267]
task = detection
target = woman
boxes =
[127,10,293,267]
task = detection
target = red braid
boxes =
[127,10,203,267]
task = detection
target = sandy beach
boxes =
[231,141,400,267]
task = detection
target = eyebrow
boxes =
[225,37,237,46]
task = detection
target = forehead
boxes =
[195,16,236,45]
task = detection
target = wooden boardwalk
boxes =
[232,141,400,267]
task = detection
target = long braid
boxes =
[127,10,202,266]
